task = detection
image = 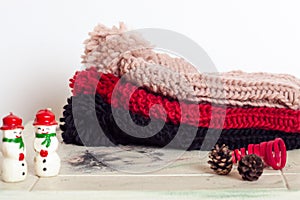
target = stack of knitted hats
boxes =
[60,23,300,150]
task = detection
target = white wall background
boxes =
[0,0,300,123]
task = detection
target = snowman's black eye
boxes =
[38,128,41,130]
[13,131,17,134]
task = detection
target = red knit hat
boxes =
[33,109,57,126]
[0,113,24,130]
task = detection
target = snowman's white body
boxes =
[1,128,27,182]
[34,125,60,177]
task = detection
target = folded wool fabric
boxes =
[60,93,300,150]
[60,23,300,151]
[69,68,300,133]
[116,56,300,109]
[82,23,300,109]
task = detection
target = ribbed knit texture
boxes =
[69,68,300,133]
[82,23,300,109]
[60,94,300,150]
[60,23,300,150]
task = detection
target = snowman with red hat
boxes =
[33,108,60,177]
[1,113,27,182]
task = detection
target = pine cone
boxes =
[238,154,264,181]
[208,144,233,175]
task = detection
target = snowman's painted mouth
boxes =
[15,136,21,138]
[41,132,48,134]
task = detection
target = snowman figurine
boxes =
[0,113,27,182]
[33,109,60,177]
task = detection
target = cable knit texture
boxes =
[69,68,300,133]
[82,23,300,109]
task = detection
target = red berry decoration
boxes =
[40,150,48,157]
[19,153,25,161]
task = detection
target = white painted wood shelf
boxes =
[0,122,300,199]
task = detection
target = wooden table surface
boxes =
[1,122,300,200]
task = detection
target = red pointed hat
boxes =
[33,109,58,126]
[1,113,24,130]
